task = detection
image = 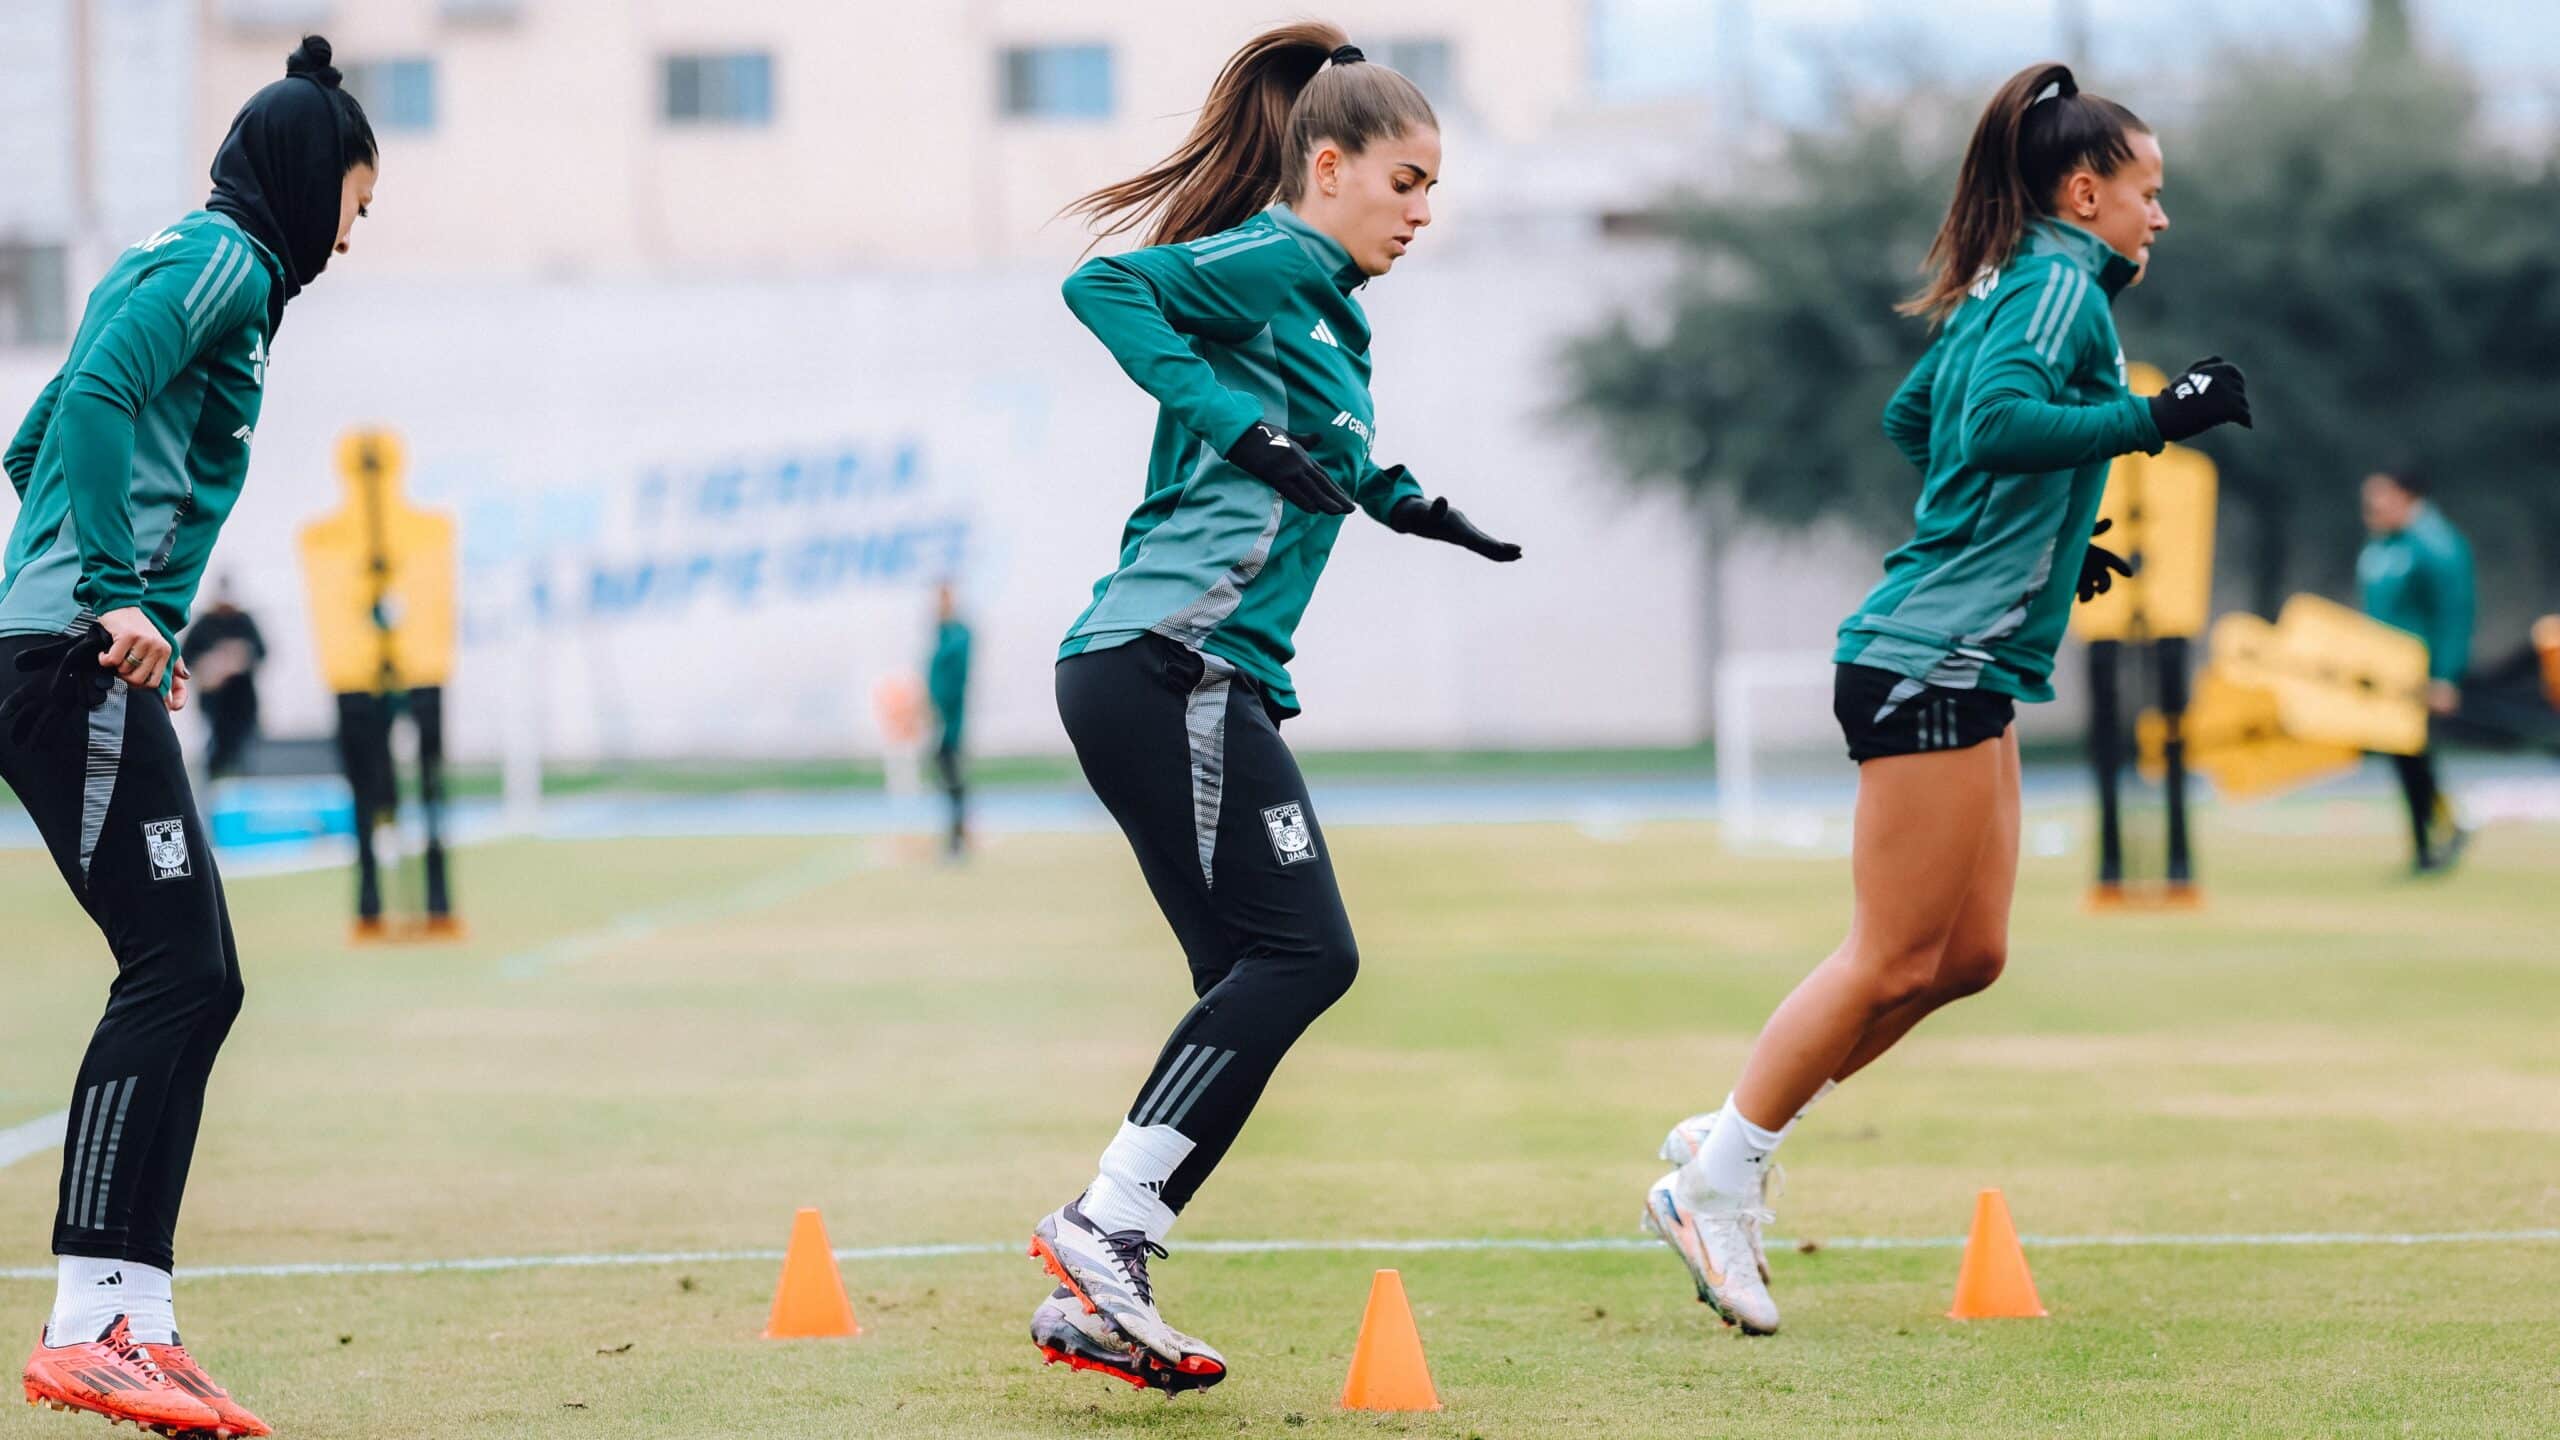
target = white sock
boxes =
[47,1256,145,1347]
[119,1264,176,1345]
[1680,1095,1788,1205]
[1077,1120,1195,1244]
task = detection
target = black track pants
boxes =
[2388,748,2448,864]
[1056,634,1357,1214]
[0,636,243,1272]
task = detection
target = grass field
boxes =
[3,801,2557,1438]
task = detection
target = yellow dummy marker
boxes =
[298,427,459,695]
[2073,362,2218,644]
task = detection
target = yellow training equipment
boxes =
[2142,670,2361,800]
[2208,596,2428,756]
[2073,363,2217,643]
[298,427,459,694]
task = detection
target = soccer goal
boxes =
[1713,649,1853,854]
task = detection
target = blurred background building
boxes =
[1,0,2551,771]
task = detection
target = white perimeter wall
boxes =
[0,231,2087,765]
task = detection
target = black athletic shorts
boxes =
[1833,663,2015,763]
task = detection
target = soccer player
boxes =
[1022,23,1520,1393]
[926,583,972,858]
[2,36,376,1436]
[1643,63,2252,1336]
[2356,467,2475,873]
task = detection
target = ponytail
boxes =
[1902,62,2148,322]
[1063,21,1437,249]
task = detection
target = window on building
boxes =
[998,45,1113,120]
[1374,38,1457,111]
[662,53,776,127]
[0,243,69,348]
[341,59,438,132]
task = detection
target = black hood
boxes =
[206,38,356,331]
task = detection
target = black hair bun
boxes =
[287,34,342,87]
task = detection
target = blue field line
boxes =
[6,758,2552,859]
[4,1229,2556,1283]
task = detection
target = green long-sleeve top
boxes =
[2358,504,2474,684]
[1056,204,1423,718]
[927,618,971,750]
[3,211,279,653]
[1840,218,2165,703]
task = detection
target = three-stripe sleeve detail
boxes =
[182,239,255,345]
[1190,232,1290,268]
[2021,260,2090,364]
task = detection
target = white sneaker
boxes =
[1029,1199,1226,1385]
[1659,1112,1778,1281]
[1642,1171,1781,1335]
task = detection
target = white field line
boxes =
[497,844,876,980]
[4,1229,2556,1283]
[0,1111,67,1172]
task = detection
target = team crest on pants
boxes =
[143,818,190,881]
[1261,803,1317,866]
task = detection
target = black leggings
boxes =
[0,636,244,1272]
[2388,749,2449,863]
[1056,635,1358,1214]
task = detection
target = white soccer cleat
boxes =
[1643,1171,1781,1336]
[1029,1197,1227,1391]
[1659,1112,1778,1281]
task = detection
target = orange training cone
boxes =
[1339,1269,1441,1412]
[763,1207,860,1339]
[1947,1188,2046,1319]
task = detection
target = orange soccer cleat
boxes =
[21,1316,224,1435]
[154,1341,270,1437]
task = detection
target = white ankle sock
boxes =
[1077,1121,1195,1243]
[47,1256,161,1347]
[1682,1095,1788,1204]
[119,1264,176,1345]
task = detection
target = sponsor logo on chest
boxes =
[1328,410,1374,456]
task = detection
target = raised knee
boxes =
[1935,945,2007,1001]
[1860,942,1949,1014]
[1312,934,1359,1007]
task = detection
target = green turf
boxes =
[2,806,2556,1438]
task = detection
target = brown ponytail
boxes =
[1902,62,2149,322]
[1063,21,1439,249]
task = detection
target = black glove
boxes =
[1224,423,1354,515]
[0,624,117,750]
[2076,517,2135,603]
[2146,355,2251,443]
[1388,490,1523,563]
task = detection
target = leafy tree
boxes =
[1567,6,2560,630]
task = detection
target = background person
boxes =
[179,577,267,780]
[2357,466,2475,872]
[926,583,972,858]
